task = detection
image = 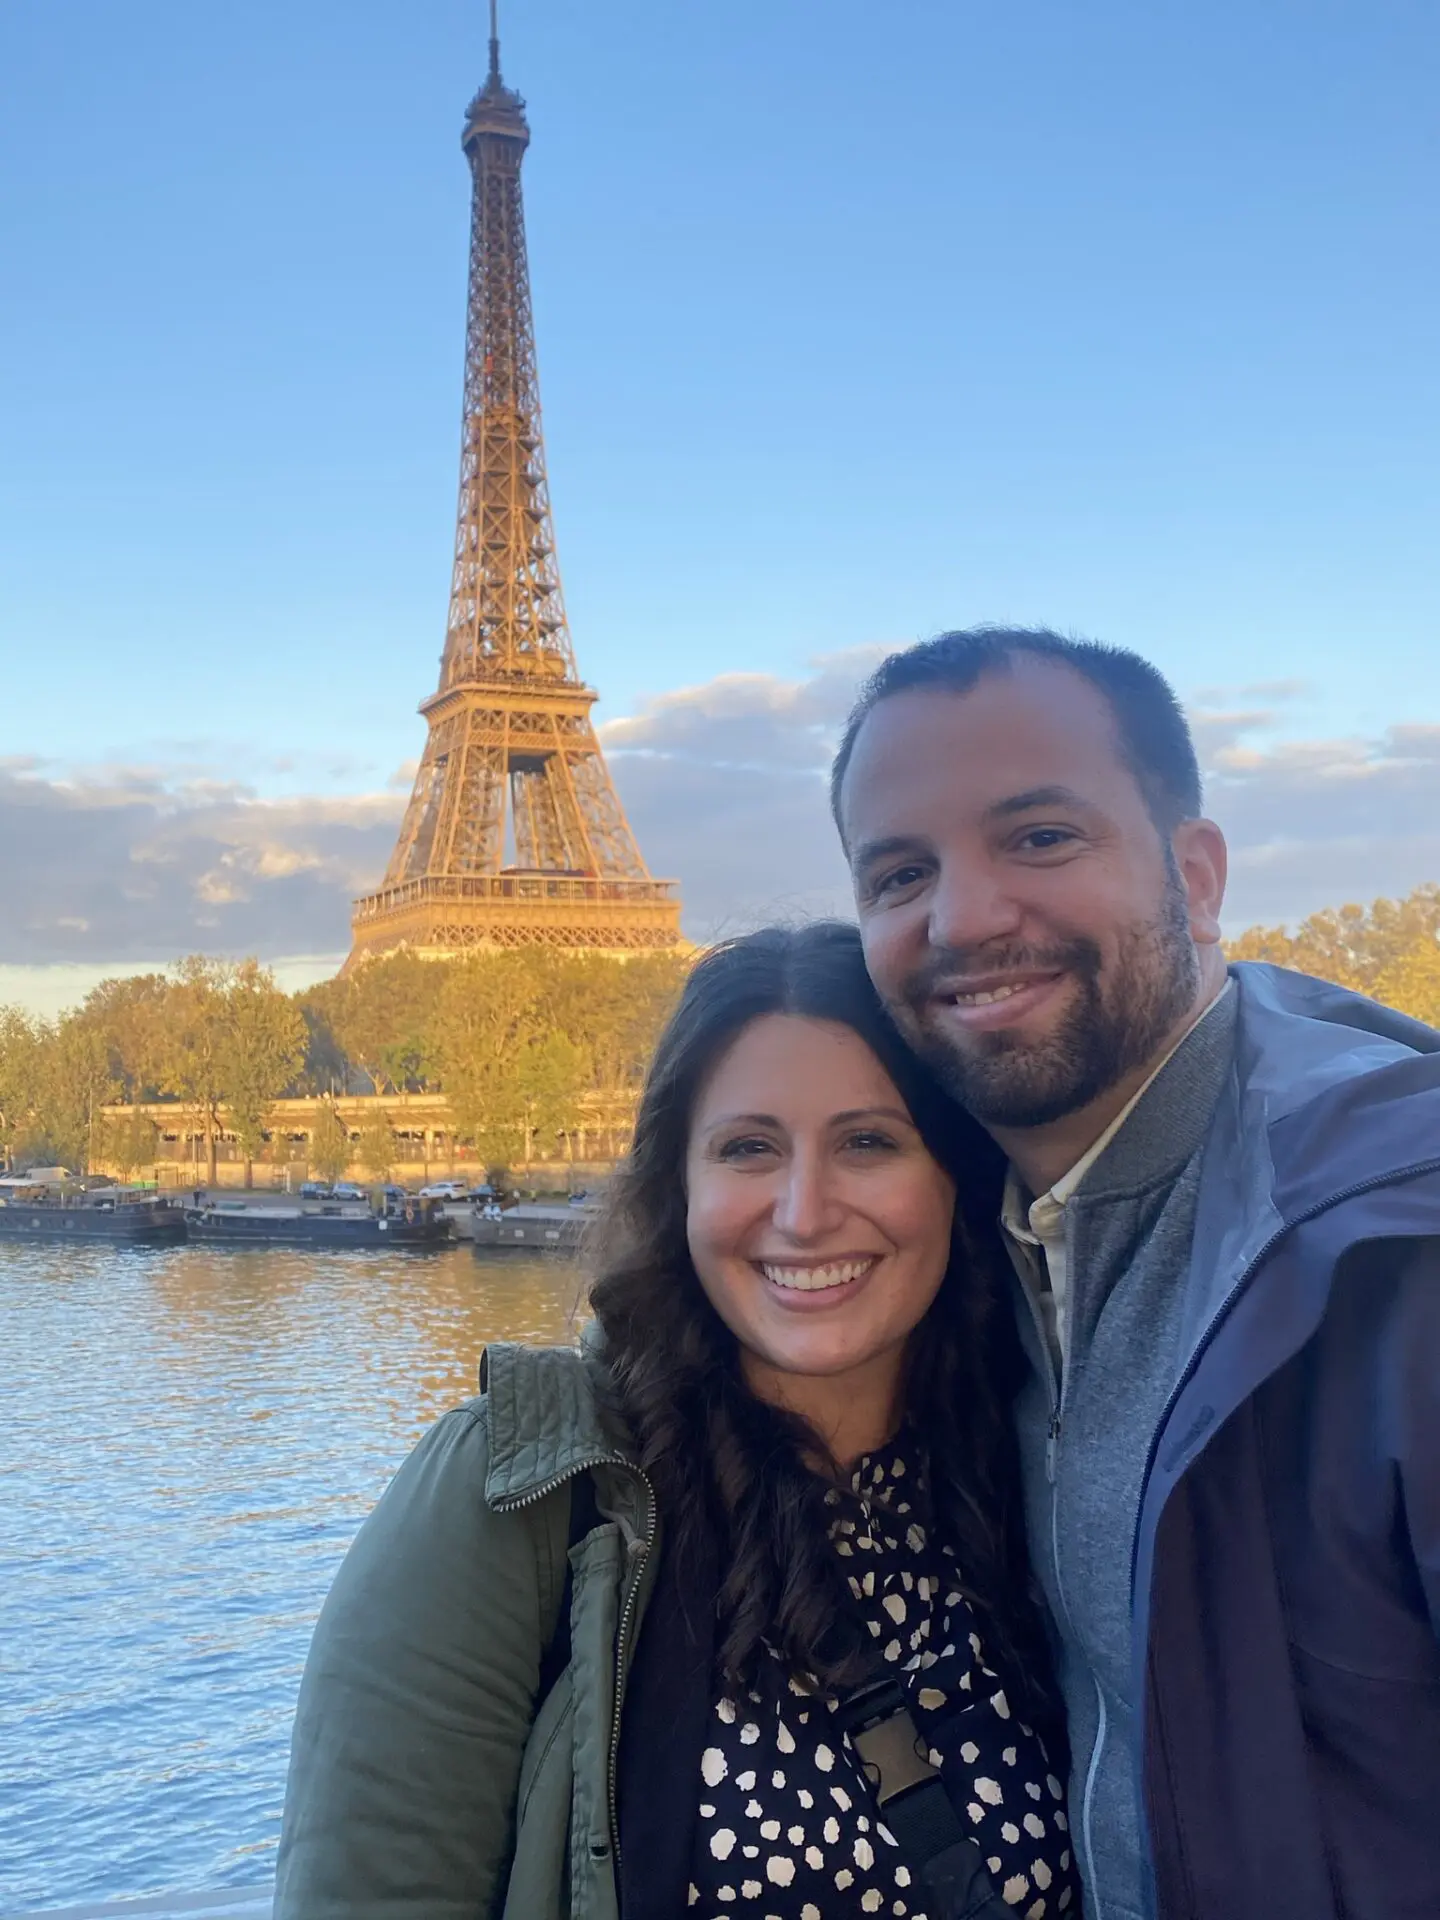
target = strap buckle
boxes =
[835,1674,940,1808]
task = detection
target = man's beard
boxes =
[894,867,1201,1131]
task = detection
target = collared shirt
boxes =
[1001,983,1234,1370]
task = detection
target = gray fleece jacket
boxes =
[1007,985,1239,1920]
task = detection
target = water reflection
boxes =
[0,1240,585,1911]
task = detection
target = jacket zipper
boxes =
[605,1465,657,1864]
[1127,1154,1440,1603]
[494,1450,658,1871]
[1017,1273,1109,1917]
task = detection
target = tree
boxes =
[515,1029,587,1162]
[0,1009,44,1170]
[158,957,231,1184]
[309,1102,353,1186]
[429,952,550,1166]
[104,1106,159,1183]
[1372,937,1440,1028]
[355,1110,396,1182]
[13,1017,118,1171]
[317,952,443,1095]
[76,973,171,1100]
[215,961,307,1187]
[1228,885,1440,1029]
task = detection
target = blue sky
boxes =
[1,0,1437,1009]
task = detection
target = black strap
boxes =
[831,1665,1010,1920]
[536,1469,602,1702]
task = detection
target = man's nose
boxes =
[926,857,1024,954]
[772,1151,838,1242]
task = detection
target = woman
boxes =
[274,924,1075,1920]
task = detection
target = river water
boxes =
[0,1239,584,1914]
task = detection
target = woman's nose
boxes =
[771,1153,836,1241]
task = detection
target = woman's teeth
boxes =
[761,1259,874,1292]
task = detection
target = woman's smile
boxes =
[757,1254,879,1294]
[685,1011,957,1447]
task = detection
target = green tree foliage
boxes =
[305,952,444,1095]
[75,972,171,1099]
[104,1106,160,1183]
[157,957,232,1183]
[215,961,308,1186]
[0,944,691,1177]
[0,1009,47,1169]
[354,1110,396,1181]
[1,1016,117,1171]
[309,1102,353,1186]
[1228,884,1440,1024]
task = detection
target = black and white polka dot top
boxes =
[685,1441,1078,1918]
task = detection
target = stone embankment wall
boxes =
[90,1090,637,1189]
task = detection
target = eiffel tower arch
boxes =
[349,10,681,966]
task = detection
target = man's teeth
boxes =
[953,982,1027,1006]
[762,1259,873,1292]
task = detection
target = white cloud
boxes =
[0,759,401,969]
[3,653,1437,1012]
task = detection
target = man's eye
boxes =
[1017,828,1076,852]
[875,864,928,895]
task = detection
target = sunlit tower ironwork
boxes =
[349,5,681,964]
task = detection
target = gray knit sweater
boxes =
[1005,985,1240,1920]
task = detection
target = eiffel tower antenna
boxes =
[349,26,682,965]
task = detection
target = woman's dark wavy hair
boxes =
[589,921,1055,1720]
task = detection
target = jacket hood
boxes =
[1229,961,1440,1124]
[1172,964,1440,1363]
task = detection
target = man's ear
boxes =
[1174,817,1228,947]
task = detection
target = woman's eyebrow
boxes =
[704,1111,782,1130]
[830,1107,914,1126]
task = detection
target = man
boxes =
[832,626,1440,1920]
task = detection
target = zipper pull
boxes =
[1045,1412,1061,1483]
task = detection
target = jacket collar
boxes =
[479,1329,639,1508]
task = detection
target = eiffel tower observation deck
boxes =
[349,7,682,964]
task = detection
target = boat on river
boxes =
[185,1197,453,1250]
[471,1202,591,1255]
[0,1182,186,1244]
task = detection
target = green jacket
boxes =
[273,1340,658,1920]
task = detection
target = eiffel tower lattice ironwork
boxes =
[349,10,681,964]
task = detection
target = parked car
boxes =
[331,1182,367,1201]
[419,1180,470,1200]
[299,1181,331,1199]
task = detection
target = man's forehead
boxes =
[840,667,1127,834]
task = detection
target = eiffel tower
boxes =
[349,6,681,965]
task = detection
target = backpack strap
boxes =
[536,1469,603,1702]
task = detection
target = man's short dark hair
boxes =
[830,625,1203,836]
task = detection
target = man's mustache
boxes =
[900,939,1102,1008]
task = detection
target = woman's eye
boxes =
[843,1130,897,1154]
[717,1136,776,1162]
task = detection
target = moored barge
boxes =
[471,1204,590,1256]
[184,1199,452,1250]
[0,1185,186,1243]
